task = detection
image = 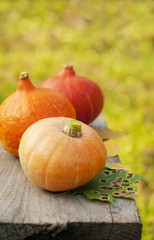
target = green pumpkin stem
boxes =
[64,119,82,137]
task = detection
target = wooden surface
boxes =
[0,114,142,240]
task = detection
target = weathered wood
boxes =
[0,114,142,240]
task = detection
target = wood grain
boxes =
[0,114,142,240]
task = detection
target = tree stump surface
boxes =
[0,114,142,240]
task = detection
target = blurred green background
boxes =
[0,0,154,239]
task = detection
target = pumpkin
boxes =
[0,72,76,156]
[19,117,107,192]
[40,65,104,124]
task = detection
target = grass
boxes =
[0,0,154,239]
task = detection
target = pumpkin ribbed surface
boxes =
[41,66,104,124]
[0,73,76,156]
[19,117,107,192]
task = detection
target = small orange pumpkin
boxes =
[19,117,107,192]
[0,72,76,156]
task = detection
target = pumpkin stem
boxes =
[59,64,75,77]
[63,119,82,137]
[63,64,74,69]
[60,65,75,76]
[19,72,29,80]
[17,72,35,91]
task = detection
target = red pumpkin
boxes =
[40,65,104,124]
[0,72,76,156]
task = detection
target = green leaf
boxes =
[72,167,145,204]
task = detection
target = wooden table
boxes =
[0,114,142,240]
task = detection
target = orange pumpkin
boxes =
[19,117,107,192]
[40,65,104,124]
[0,72,76,156]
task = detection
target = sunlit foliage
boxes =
[0,1,154,239]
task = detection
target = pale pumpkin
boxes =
[19,117,107,192]
[40,65,104,124]
[0,72,76,156]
